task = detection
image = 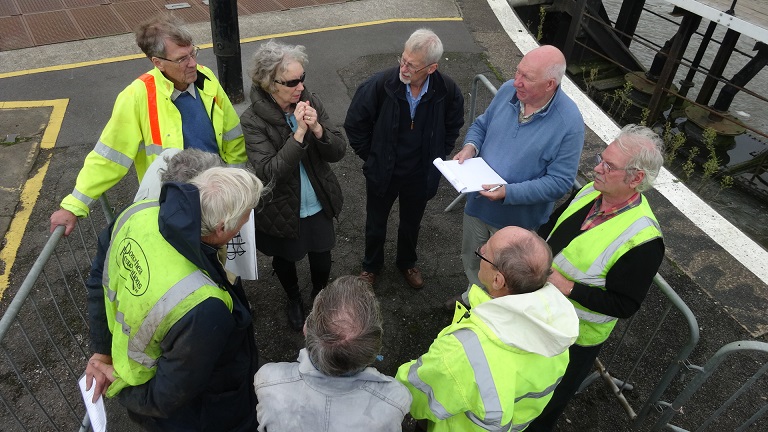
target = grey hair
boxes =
[545,61,566,84]
[135,13,193,59]
[160,149,224,183]
[305,276,383,377]
[615,124,665,192]
[404,28,443,65]
[249,40,308,94]
[190,167,264,237]
[494,231,553,295]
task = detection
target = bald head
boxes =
[488,227,553,296]
[513,45,566,109]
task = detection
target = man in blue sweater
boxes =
[451,45,584,295]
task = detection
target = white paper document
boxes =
[433,157,506,193]
[79,374,107,432]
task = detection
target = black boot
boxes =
[272,256,304,331]
[286,295,305,331]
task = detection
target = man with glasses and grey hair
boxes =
[396,226,579,431]
[527,124,665,431]
[50,13,246,236]
[345,28,464,290]
[254,275,412,431]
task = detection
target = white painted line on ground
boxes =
[486,0,768,283]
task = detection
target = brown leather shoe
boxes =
[401,267,424,290]
[359,271,376,286]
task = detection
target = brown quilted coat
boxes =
[240,85,345,239]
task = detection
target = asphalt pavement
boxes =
[0,0,766,430]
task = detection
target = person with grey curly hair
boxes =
[527,124,665,431]
[254,276,412,431]
[240,40,346,331]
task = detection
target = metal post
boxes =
[209,0,244,104]
[645,12,700,125]
[614,0,646,47]
[711,42,768,112]
[563,0,588,63]
[695,28,741,106]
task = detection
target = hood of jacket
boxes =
[157,181,229,287]
[469,283,579,357]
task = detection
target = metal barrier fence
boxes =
[0,197,113,431]
[652,340,768,431]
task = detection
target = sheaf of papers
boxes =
[433,157,506,193]
[78,374,107,432]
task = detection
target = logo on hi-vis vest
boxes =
[117,238,150,296]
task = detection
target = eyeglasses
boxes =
[475,245,497,269]
[397,56,434,74]
[155,46,199,66]
[274,72,306,88]
[595,154,633,175]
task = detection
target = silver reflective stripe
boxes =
[553,254,603,287]
[554,216,660,288]
[145,144,164,156]
[103,202,160,297]
[514,376,562,402]
[452,328,508,431]
[227,162,246,169]
[465,411,512,431]
[575,308,618,324]
[71,188,95,207]
[94,141,133,169]
[115,311,130,335]
[223,123,242,142]
[572,185,596,202]
[585,216,659,277]
[127,270,217,368]
[407,358,452,420]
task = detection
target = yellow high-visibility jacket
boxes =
[397,284,579,432]
[549,183,662,346]
[102,200,233,396]
[61,65,246,217]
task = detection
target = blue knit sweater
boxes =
[463,80,584,229]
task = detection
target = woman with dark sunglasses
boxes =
[240,40,346,331]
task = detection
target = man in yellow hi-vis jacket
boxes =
[50,13,245,235]
[397,227,579,431]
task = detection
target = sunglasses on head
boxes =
[274,72,306,88]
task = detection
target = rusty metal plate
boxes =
[238,0,282,14]
[685,104,747,136]
[0,16,34,51]
[70,5,129,39]
[113,0,161,31]
[62,0,105,7]
[16,0,64,14]
[277,0,318,9]
[152,0,208,23]
[0,1,22,17]
[25,10,84,46]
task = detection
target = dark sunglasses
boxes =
[274,72,306,88]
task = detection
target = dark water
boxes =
[590,1,768,248]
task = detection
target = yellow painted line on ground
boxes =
[0,99,68,298]
[239,17,463,44]
[0,17,462,79]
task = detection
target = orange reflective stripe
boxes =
[138,73,162,146]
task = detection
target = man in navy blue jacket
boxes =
[344,28,464,290]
